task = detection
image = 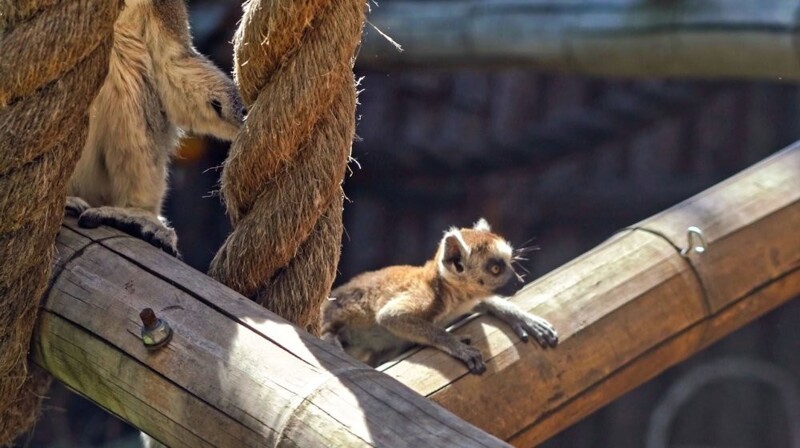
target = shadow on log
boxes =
[379,143,800,445]
[33,220,507,447]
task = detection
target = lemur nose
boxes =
[494,277,523,298]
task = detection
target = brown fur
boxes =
[322,219,558,374]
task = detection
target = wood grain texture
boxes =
[33,222,508,448]
[381,143,800,445]
[359,0,800,80]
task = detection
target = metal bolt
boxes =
[139,308,173,351]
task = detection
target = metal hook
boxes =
[680,226,707,257]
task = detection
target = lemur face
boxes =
[160,55,245,142]
[438,219,523,298]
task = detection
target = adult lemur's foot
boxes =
[65,196,91,217]
[71,204,180,257]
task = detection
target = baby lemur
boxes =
[66,0,244,256]
[322,219,558,374]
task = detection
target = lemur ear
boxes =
[443,237,465,273]
[442,230,469,274]
[473,218,491,232]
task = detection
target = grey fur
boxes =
[67,0,243,256]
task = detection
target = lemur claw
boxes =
[457,344,486,375]
[510,322,530,342]
[528,320,558,348]
[65,196,91,218]
[508,314,558,349]
[77,207,180,258]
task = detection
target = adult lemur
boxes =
[66,0,244,256]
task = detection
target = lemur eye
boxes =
[487,259,505,275]
[210,98,224,117]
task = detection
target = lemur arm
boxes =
[376,298,486,374]
[147,1,244,140]
[474,296,559,348]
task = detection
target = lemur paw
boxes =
[77,206,180,258]
[320,331,345,351]
[510,314,558,348]
[65,196,91,217]
[454,344,485,375]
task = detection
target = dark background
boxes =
[19,2,800,447]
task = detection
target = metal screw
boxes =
[139,308,173,351]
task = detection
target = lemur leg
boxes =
[78,207,179,257]
[377,302,486,374]
[475,297,558,348]
[74,84,180,257]
[67,69,180,256]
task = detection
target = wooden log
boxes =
[33,221,508,447]
[31,145,800,446]
[359,0,800,80]
[380,143,800,444]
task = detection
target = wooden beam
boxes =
[33,221,508,447]
[359,0,800,79]
[380,143,800,444]
[32,145,800,446]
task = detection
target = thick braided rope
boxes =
[0,1,118,443]
[209,0,365,334]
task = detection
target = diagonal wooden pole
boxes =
[381,143,800,445]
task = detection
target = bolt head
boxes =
[140,308,158,329]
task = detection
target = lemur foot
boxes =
[507,313,559,348]
[453,343,486,375]
[65,196,91,217]
[76,206,180,257]
[320,331,346,351]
